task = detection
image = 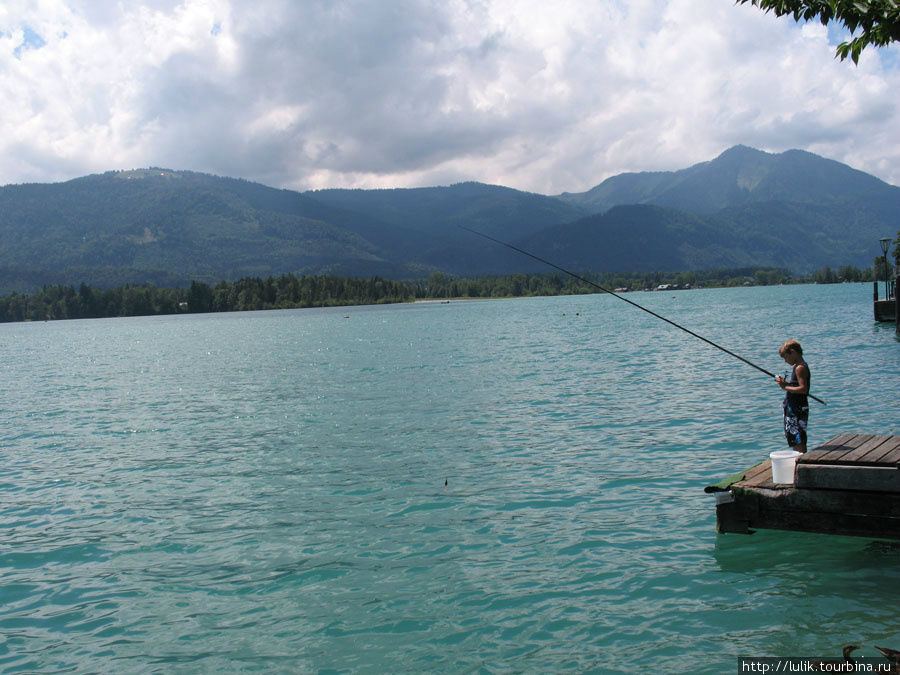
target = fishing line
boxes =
[459,225,826,406]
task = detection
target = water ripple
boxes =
[1,287,899,672]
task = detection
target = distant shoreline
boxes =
[412,297,484,304]
[0,268,876,323]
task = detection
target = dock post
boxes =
[873,280,880,322]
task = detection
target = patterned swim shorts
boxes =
[783,408,808,448]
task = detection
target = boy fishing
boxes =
[775,339,810,453]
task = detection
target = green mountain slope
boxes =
[307,182,588,274]
[309,182,586,239]
[518,203,827,273]
[0,175,590,292]
[0,169,416,290]
[542,146,899,273]
[0,146,894,293]
[557,145,900,215]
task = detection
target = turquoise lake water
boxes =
[1,283,899,673]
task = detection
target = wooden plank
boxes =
[751,510,900,540]
[809,432,858,451]
[738,460,772,488]
[869,437,900,466]
[814,435,888,465]
[806,433,856,460]
[805,434,870,464]
[731,461,769,488]
[753,489,900,532]
[796,464,900,492]
[881,441,900,465]
[747,484,900,516]
[743,460,772,482]
[851,436,896,465]
[705,460,768,493]
[803,434,900,465]
[829,433,879,459]
[718,485,900,539]
[813,433,857,450]
[752,467,793,489]
[807,433,867,463]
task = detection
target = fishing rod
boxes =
[460,225,827,406]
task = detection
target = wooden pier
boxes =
[872,274,900,335]
[707,434,900,540]
[874,298,896,322]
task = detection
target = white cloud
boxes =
[1,0,899,194]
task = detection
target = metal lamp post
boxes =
[880,237,891,300]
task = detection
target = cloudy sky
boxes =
[2,0,899,194]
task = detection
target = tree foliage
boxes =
[738,0,900,63]
[0,265,878,323]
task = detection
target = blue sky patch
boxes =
[14,25,47,59]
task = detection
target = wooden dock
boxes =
[874,298,896,322]
[872,274,899,335]
[707,433,900,540]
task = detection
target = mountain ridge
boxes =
[555,145,898,214]
[0,146,896,293]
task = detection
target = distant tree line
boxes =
[0,275,412,323]
[413,264,879,299]
[0,264,881,323]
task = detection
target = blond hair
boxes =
[779,339,803,357]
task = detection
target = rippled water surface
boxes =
[2,284,899,673]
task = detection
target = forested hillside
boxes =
[0,146,895,293]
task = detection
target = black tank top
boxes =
[783,360,809,413]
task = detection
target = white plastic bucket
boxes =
[769,449,801,484]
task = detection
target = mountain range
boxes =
[0,145,897,293]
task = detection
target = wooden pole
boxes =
[874,280,880,321]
